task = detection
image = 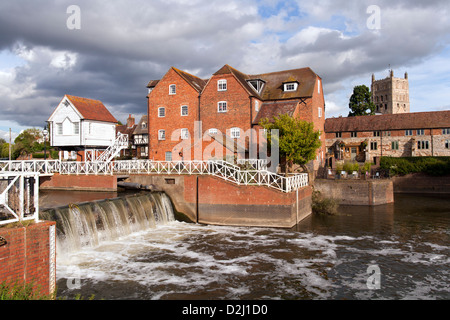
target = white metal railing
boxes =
[0,159,308,193]
[95,132,129,162]
[0,172,40,226]
[237,159,268,171]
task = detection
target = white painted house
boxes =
[47,95,118,161]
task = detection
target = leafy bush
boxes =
[312,190,338,216]
[380,156,450,176]
[343,161,360,174]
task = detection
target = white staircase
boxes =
[95,133,129,163]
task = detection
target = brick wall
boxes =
[126,174,312,228]
[148,68,201,161]
[40,174,117,191]
[0,221,56,297]
[314,179,394,206]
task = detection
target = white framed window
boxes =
[230,127,240,139]
[417,129,425,136]
[158,130,166,140]
[181,128,189,140]
[405,129,413,136]
[158,107,166,117]
[336,132,342,138]
[284,82,298,92]
[442,128,450,135]
[165,151,172,161]
[209,128,218,135]
[73,122,79,135]
[181,105,188,116]
[445,140,450,149]
[218,79,227,91]
[57,123,63,135]
[169,84,176,95]
[218,101,227,113]
[351,132,358,138]
[141,122,147,129]
[247,79,265,93]
[318,107,322,118]
[141,146,148,157]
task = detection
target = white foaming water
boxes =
[52,193,450,300]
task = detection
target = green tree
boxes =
[348,85,375,117]
[1,143,11,159]
[13,128,42,159]
[260,114,322,174]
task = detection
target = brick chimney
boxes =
[127,114,135,128]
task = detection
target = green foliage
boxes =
[259,114,322,173]
[360,162,372,174]
[0,280,55,300]
[312,190,338,216]
[380,156,450,176]
[0,143,11,159]
[348,85,375,117]
[343,161,360,174]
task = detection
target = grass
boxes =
[0,281,55,300]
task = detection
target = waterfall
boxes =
[41,192,175,256]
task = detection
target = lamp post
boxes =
[43,126,48,161]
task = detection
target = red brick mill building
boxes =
[146,65,326,171]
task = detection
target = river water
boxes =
[43,192,449,300]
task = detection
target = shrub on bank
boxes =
[0,281,55,300]
[312,190,338,216]
[380,156,450,176]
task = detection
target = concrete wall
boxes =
[314,179,394,206]
[392,173,450,194]
[126,174,312,228]
[0,221,56,296]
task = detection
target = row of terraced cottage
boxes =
[47,65,450,174]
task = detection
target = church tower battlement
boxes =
[371,70,410,114]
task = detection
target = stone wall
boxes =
[391,173,450,194]
[313,179,394,206]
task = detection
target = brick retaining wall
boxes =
[0,221,56,297]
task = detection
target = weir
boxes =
[40,192,175,256]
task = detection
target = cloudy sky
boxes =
[1,0,449,140]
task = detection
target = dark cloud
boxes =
[0,0,449,127]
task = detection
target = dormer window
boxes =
[247,79,265,93]
[284,82,298,92]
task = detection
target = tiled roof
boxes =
[116,124,136,136]
[251,67,317,101]
[172,67,208,93]
[133,115,149,135]
[147,80,160,88]
[253,100,300,125]
[66,95,117,123]
[325,111,450,132]
[213,65,319,101]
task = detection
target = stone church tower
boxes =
[371,70,410,114]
